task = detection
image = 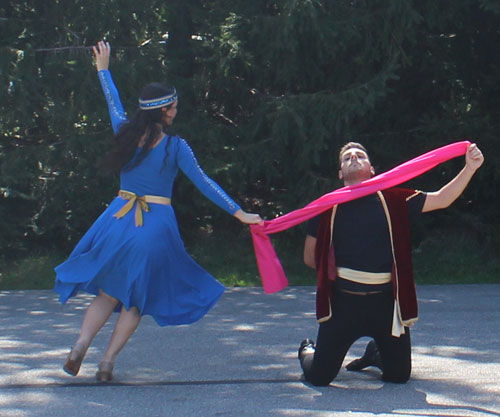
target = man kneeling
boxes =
[298,141,483,385]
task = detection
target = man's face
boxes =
[338,147,375,185]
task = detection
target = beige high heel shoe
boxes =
[63,346,86,376]
[96,361,114,382]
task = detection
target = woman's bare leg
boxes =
[100,305,141,365]
[73,291,119,352]
[64,291,119,376]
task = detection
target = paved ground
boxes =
[0,284,498,417]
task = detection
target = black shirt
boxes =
[306,192,426,273]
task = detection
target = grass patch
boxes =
[193,228,500,287]
[0,229,498,291]
[0,252,64,290]
[187,228,315,288]
[413,231,500,285]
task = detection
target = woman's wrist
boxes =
[233,209,263,225]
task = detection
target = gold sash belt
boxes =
[337,267,392,285]
[113,190,171,227]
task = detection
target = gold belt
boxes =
[337,267,392,284]
[113,190,171,227]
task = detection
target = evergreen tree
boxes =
[0,0,499,262]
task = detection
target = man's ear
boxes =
[370,166,375,176]
[338,170,343,180]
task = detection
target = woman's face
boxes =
[163,101,178,125]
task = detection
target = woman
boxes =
[54,41,262,382]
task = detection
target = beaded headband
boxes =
[138,89,177,110]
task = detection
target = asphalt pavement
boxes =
[0,284,499,417]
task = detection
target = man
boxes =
[298,141,484,385]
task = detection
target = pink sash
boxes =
[250,141,470,293]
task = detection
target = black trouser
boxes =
[300,278,411,385]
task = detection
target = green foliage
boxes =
[413,227,500,284]
[0,251,65,290]
[0,0,499,275]
[1,227,498,291]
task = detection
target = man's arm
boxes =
[304,235,317,269]
[422,143,484,213]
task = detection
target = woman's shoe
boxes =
[96,361,114,382]
[63,346,86,376]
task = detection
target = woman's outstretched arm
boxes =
[177,139,262,225]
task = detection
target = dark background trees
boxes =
[1,0,499,283]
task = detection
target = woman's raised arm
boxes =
[92,41,128,134]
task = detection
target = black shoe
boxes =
[298,338,315,359]
[346,340,381,371]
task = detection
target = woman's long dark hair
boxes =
[99,82,176,174]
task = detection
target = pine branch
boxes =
[33,45,139,53]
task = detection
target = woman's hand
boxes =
[92,41,111,71]
[234,209,264,225]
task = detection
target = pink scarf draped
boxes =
[250,141,470,294]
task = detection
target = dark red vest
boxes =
[314,188,419,325]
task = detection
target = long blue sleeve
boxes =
[97,70,128,134]
[97,70,240,215]
[176,139,241,215]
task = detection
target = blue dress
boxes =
[54,70,241,326]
